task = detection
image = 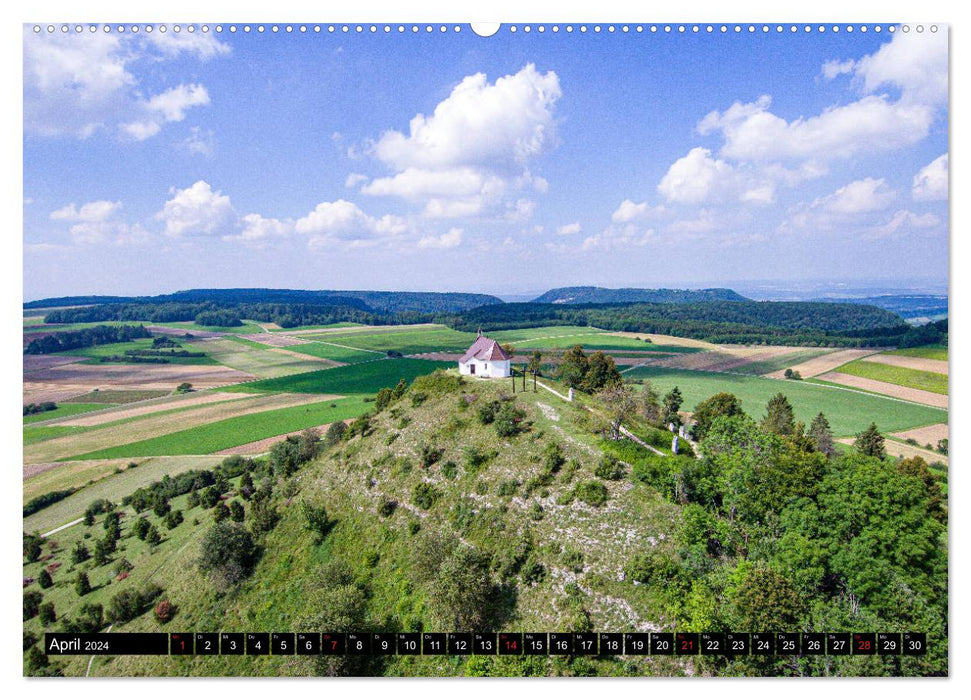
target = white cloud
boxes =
[49,199,147,245]
[345,173,369,188]
[611,199,665,223]
[418,228,463,249]
[182,127,215,157]
[295,200,407,247]
[668,210,718,234]
[372,64,561,171]
[658,147,736,203]
[222,214,294,248]
[363,64,560,221]
[579,225,654,251]
[867,209,941,239]
[912,154,948,201]
[23,28,227,140]
[157,180,235,237]
[556,222,581,236]
[121,84,210,141]
[821,58,856,81]
[817,177,896,214]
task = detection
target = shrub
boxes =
[229,501,245,523]
[413,483,440,510]
[132,517,151,540]
[561,547,584,572]
[75,603,104,633]
[198,523,259,586]
[114,558,134,577]
[23,533,43,563]
[71,541,90,564]
[347,414,373,438]
[363,551,380,568]
[145,525,162,546]
[495,402,527,437]
[165,509,185,530]
[521,556,546,585]
[575,481,608,507]
[154,599,174,624]
[212,503,230,523]
[302,502,332,544]
[419,444,443,469]
[441,460,458,480]
[24,590,43,620]
[152,498,171,518]
[463,445,497,473]
[75,571,91,597]
[477,400,499,425]
[497,480,521,497]
[23,489,76,517]
[106,590,142,624]
[38,568,54,589]
[594,454,625,481]
[624,551,680,585]
[39,601,57,626]
[378,499,398,517]
[248,500,280,537]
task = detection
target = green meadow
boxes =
[836,359,948,395]
[23,403,111,425]
[229,358,452,396]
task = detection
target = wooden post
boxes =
[511,371,516,393]
[533,371,537,392]
[522,364,526,391]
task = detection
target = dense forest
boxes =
[27,288,502,315]
[452,301,920,347]
[532,287,748,304]
[24,324,151,355]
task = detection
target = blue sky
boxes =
[23,24,948,300]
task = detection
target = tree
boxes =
[663,387,683,427]
[152,497,171,518]
[176,382,193,393]
[230,501,245,523]
[325,420,348,446]
[854,422,886,459]
[391,378,408,400]
[132,516,151,540]
[808,412,836,457]
[896,456,947,523]
[761,393,796,436]
[71,541,90,564]
[302,502,333,544]
[729,563,805,631]
[39,601,57,626]
[691,392,745,441]
[198,522,259,587]
[165,509,184,530]
[24,533,43,563]
[582,352,622,392]
[249,499,280,536]
[374,387,394,412]
[38,568,54,589]
[93,538,111,566]
[433,547,496,630]
[527,350,543,376]
[24,590,43,620]
[557,345,589,389]
[639,381,663,425]
[937,438,948,455]
[494,401,527,437]
[597,383,639,440]
[145,525,162,546]
[75,571,91,597]
[200,485,222,509]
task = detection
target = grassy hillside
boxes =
[834,360,948,395]
[229,359,451,395]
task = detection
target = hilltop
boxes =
[531,287,749,305]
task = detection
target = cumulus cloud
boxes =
[345,173,369,188]
[49,199,146,245]
[418,228,463,249]
[816,178,897,214]
[579,224,654,251]
[24,27,228,140]
[912,154,948,201]
[698,32,946,165]
[295,199,407,247]
[157,180,235,237]
[867,209,941,239]
[658,147,737,204]
[121,84,210,140]
[362,64,560,220]
[611,200,665,223]
[222,214,294,248]
[556,222,581,236]
[182,126,215,157]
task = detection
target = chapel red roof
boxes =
[460,335,511,363]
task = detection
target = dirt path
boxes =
[892,423,949,445]
[57,391,249,427]
[817,372,949,409]
[836,437,948,466]
[862,354,948,375]
[764,348,880,379]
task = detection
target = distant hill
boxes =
[815,294,948,324]
[531,286,749,305]
[25,288,502,315]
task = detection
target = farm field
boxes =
[23,402,109,424]
[24,393,329,463]
[624,366,947,437]
[56,391,249,427]
[70,396,371,460]
[57,338,219,365]
[268,321,363,332]
[827,359,948,395]
[860,353,948,375]
[23,455,226,534]
[885,344,948,361]
[276,339,382,365]
[305,326,478,354]
[202,337,336,378]
[229,358,452,396]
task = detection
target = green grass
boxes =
[306,327,478,354]
[836,359,948,395]
[23,403,111,424]
[68,397,372,460]
[624,366,947,437]
[729,349,834,376]
[491,328,698,353]
[270,321,363,332]
[67,389,172,404]
[229,358,451,396]
[287,341,384,365]
[56,338,218,365]
[24,425,86,445]
[163,320,265,334]
[884,345,948,361]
